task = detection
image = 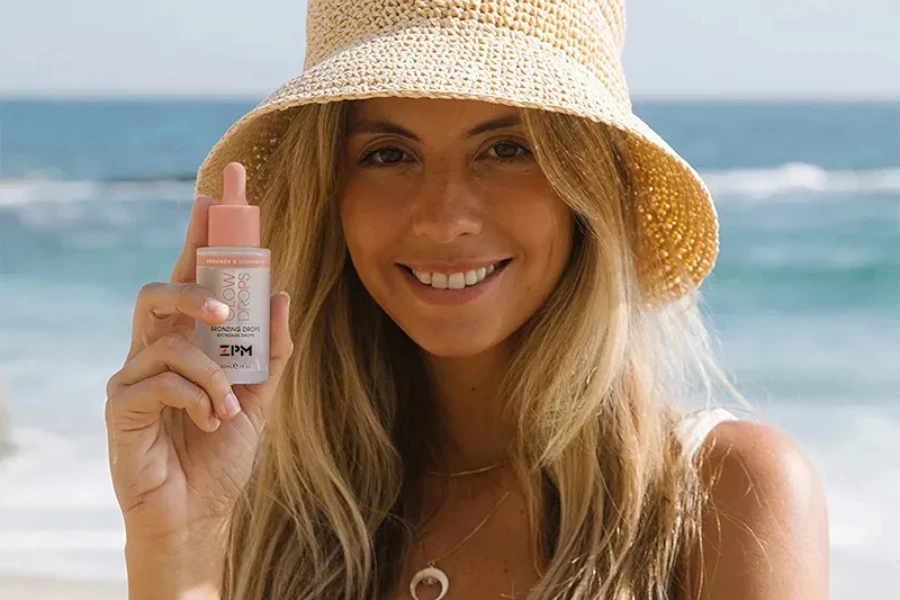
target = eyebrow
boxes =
[347,114,522,141]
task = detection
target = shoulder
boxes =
[686,419,830,599]
[698,418,825,508]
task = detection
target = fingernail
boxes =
[279,291,291,308]
[209,415,221,431]
[205,298,229,317]
[223,392,241,417]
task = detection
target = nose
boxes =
[411,169,482,243]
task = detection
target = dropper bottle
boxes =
[195,163,270,384]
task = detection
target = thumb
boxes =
[234,291,293,420]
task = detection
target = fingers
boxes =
[113,332,241,422]
[109,371,222,435]
[137,281,229,324]
[109,291,292,445]
[170,194,215,284]
[128,282,229,362]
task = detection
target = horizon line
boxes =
[0,91,898,104]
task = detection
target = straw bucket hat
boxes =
[194,0,718,303]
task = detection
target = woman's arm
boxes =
[125,525,228,600]
[689,419,830,599]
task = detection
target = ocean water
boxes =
[0,98,897,596]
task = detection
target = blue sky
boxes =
[1,0,894,99]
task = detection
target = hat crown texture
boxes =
[304,0,631,109]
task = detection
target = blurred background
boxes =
[0,1,897,598]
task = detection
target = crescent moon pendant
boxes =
[409,566,449,600]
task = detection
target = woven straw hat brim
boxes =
[195,19,718,303]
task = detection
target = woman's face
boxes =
[340,98,574,358]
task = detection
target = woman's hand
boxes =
[105,165,292,549]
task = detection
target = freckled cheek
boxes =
[340,193,404,281]
[512,224,570,312]
[553,207,575,260]
[547,210,575,286]
[492,192,573,270]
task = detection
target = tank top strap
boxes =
[675,407,739,462]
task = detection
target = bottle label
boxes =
[197,255,271,268]
[196,257,270,384]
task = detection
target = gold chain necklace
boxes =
[425,460,509,478]
[410,459,512,598]
[409,489,512,600]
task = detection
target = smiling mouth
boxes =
[399,259,512,290]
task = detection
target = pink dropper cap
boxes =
[208,162,260,247]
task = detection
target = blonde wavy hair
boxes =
[221,100,741,599]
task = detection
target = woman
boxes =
[105,1,829,598]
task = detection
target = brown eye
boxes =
[360,146,406,166]
[487,141,530,160]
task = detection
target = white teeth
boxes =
[410,262,504,290]
[447,272,466,289]
[431,273,448,289]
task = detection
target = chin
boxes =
[401,321,508,359]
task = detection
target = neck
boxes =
[424,345,512,473]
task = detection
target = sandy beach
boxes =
[0,575,126,600]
